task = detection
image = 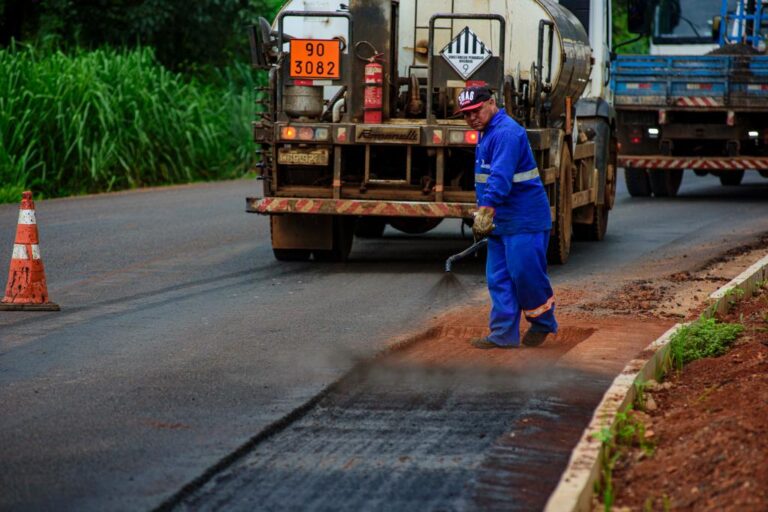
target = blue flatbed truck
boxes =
[614,0,768,197]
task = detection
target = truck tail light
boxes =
[448,130,478,145]
[336,127,347,142]
[432,130,443,144]
[298,127,314,140]
[282,126,297,140]
[629,127,642,144]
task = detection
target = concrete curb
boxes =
[543,251,768,512]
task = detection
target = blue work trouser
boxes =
[486,231,558,346]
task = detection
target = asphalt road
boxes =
[1,171,767,511]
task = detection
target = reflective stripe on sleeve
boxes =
[524,296,555,318]
[475,167,539,185]
[513,168,539,183]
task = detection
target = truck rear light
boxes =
[629,127,643,144]
[336,127,347,143]
[282,126,297,140]
[749,131,759,138]
[686,83,713,90]
[647,127,659,139]
[432,130,443,144]
[727,111,735,126]
[626,83,652,90]
[298,127,314,140]
[314,128,329,140]
[658,109,667,125]
[448,130,479,144]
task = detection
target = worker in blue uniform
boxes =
[457,85,558,348]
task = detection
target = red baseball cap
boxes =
[456,86,492,113]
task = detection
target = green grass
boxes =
[0,43,258,202]
[668,317,744,370]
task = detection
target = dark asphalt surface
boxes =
[1,171,767,511]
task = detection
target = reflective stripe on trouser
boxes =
[486,231,558,346]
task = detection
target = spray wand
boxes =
[444,238,488,272]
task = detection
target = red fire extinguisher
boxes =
[363,58,383,124]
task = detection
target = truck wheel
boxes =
[719,170,744,186]
[649,169,683,197]
[548,146,573,265]
[270,217,311,261]
[354,217,387,238]
[625,167,651,197]
[574,205,609,242]
[573,134,614,242]
[313,216,355,262]
[389,217,442,234]
[273,248,312,261]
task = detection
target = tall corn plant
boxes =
[0,43,255,201]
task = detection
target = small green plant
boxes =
[724,287,746,311]
[668,317,743,370]
[633,379,647,411]
[593,405,655,511]
[643,494,672,512]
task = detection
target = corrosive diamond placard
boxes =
[440,27,492,80]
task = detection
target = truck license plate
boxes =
[290,39,341,79]
[277,148,330,166]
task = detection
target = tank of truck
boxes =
[273,0,593,121]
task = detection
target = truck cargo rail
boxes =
[612,55,768,109]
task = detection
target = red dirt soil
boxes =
[611,286,768,512]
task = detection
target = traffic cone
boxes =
[0,191,59,311]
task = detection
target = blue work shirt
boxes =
[475,110,552,235]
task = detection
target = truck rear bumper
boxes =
[619,156,768,170]
[247,197,476,218]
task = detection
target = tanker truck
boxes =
[247,0,617,264]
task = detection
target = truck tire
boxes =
[273,248,312,261]
[625,167,651,197]
[355,217,387,238]
[574,128,616,242]
[313,216,355,262]
[548,146,573,265]
[389,217,442,234]
[719,170,744,186]
[649,169,683,197]
[574,204,609,242]
[270,218,312,261]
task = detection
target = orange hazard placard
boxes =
[289,39,341,79]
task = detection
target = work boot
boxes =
[470,337,517,349]
[522,330,550,347]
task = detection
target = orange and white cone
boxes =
[0,191,59,311]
